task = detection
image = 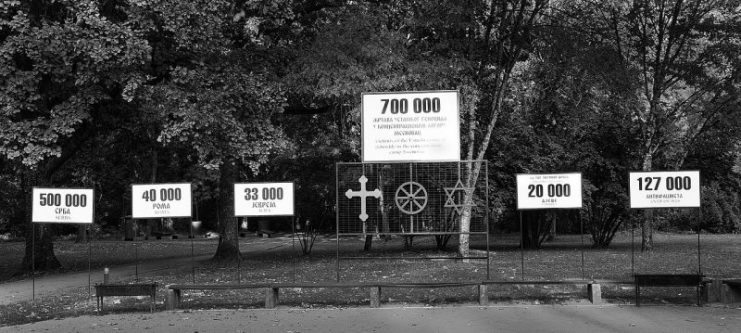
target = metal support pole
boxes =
[88,224,92,300]
[190,218,195,284]
[336,163,341,282]
[631,219,635,277]
[292,216,296,283]
[485,161,490,280]
[697,208,702,276]
[486,232,491,280]
[519,211,524,281]
[579,212,585,280]
[32,223,35,302]
[135,239,139,282]
[237,216,241,284]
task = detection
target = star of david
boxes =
[444,180,476,214]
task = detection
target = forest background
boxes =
[1,0,740,272]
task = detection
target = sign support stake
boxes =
[579,212,585,280]
[336,164,341,282]
[135,240,139,282]
[190,217,195,284]
[237,217,241,284]
[631,220,635,276]
[31,223,35,303]
[519,211,525,281]
[697,207,702,276]
[88,224,92,300]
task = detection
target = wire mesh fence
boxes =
[336,161,488,235]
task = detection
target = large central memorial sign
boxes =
[131,183,192,218]
[629,171,700,208]
[234,182,295,216]
[361,90,460,162]
[32,188,94,223]
[516,173,582,210]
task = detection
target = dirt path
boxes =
[2,305,740,332]
[0,238,294,305]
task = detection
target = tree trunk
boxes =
[19,170,61,273]
[75,224,87,243]
[145,147,159,240]
[641,148,654,251]
[546,213,556,242]
[21,223,61,272]
[213,158,241,262]
[363,235,373,251]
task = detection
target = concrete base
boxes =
[588,284,601,304]
[478,285,488,305]
[265,287,279,308]
[703,280,722,303]
[166,289,181,310]
[370,286,381,308]
[722,284,741,303]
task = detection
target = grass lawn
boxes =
[1,231,740,326]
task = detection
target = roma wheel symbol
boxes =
[395,181,428,215]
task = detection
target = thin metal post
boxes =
[292,216,296,283]
[135,239,139,282]
[237,217,241,284]
[697,207,702,276]
[631,219,635,277]
[88,224,92,300]
[409,163,414,234]
[579,212,585,280]
[485,161,490,280]
[519,211,524,281]
[336,163,340,282]
[190,218,195,284]
[32,223,35,302]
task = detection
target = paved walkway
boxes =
[2,305,740,332]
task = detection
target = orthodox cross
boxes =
[345,175,382,222]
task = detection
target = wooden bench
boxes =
[480,280,619,304]
[721,279,741,303]
[166,282,487,309]
[633,274,704,306]
[95,283,157,313]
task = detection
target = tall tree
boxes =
[0,0,150,271]
[592,0,741,249]
[129,0,291,261]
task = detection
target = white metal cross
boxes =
[345,175,382,222]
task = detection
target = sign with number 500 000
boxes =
[32,188,94,223]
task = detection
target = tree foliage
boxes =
[0,0,740,273]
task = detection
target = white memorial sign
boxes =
[234,182,294,216]
[362,90,460,162]
[32,188,94,223]
[516,173,582,210]
[132,183,192,218]
[629,171,700,208]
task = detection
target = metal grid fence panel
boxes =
[336,161,488,235]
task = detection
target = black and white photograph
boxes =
[1,1,740,332]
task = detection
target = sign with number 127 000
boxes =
[629,171,700,208]
[131,183,192,218]
[234,183,294,216]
